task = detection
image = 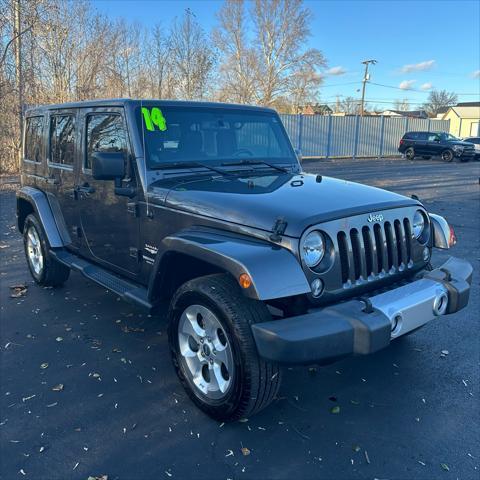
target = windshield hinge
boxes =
[270,217,288,242]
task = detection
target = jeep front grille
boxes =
[337,217,413,284]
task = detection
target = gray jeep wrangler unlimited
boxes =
[17,99,472,421]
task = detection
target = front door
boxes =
[77,108,140,277]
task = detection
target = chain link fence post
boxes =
[326,114,332,160]
[352,115,360,159]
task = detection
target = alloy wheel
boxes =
[26,225,44,275]
[442,150,453,162]
[177,304,234,400]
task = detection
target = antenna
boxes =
[140,99,150,217]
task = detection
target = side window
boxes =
[25,116,44,162]
[49,114,75,166]
[427,133,439,142]
[85,114,127,170]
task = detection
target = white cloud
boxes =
[420,82,432,91]
[399,80,416,90]
[471,70,480,79]
[401,60,436,73]
[327,66,346,76]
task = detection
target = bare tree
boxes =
[169,9,216,100]
[423,89,458,116]
[338,96,361,115]
[144,23,174,99]
[251,0,326,106]
[394,98,410,111]
[213,0,257,103]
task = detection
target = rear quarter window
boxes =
[49,114,75,167]
[24,116,44,162]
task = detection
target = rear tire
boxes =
[405,147,415,160]
[168,273,281,421]
[441,149,454,162]
[23,214,70,287]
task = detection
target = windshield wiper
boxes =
[221,159,290,173]
[153,161,233,177]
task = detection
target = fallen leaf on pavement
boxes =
[40,363,49,369]
[87,476,108,480]
[52,384,64,392]
[441,463,450,471]
[121,325,144,333]
[241,447,251,456]
[330,406,340,414]
[10,285,27,298]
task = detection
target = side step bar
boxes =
[50,249,153,312]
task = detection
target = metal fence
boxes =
[279,115,451,159]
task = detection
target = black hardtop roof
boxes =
[25,99,277,115]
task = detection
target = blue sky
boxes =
[93,0,480,109]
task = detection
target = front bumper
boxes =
[252,257,472,365]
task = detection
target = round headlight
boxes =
[413,210,426,239]
[302,231,325,268]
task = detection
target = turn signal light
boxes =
[239,273,252,289]
[449,226,456,247]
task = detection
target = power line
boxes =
[320,81,361,88]
[370,82,480,95]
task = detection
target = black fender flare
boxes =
[148,228,310,301]
[16,187,71,247]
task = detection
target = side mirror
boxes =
[91,152,125,180]
[294,148,303,162]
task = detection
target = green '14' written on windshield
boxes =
[142,107,167,131]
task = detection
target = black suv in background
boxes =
[399,131,475,162]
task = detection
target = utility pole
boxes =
[360,59,377,116]
[13,0,24,167]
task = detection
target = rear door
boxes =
[426,132,443,155]
[76,107,140,277]
[45,110,79,245]
[412,132,427,154]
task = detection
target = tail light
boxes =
[449,226,456,247]
[399,139,404,145]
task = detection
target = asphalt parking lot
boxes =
[1,157,479,480]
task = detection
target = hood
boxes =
[150,172,419,237]
[448,140,474,147]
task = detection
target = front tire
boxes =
[168,274,281,421]
[23,214,70,287]
[405,147,415,160]
[441,149,454,162]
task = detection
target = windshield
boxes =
[441,132,460,141]
[136,106,296,169]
